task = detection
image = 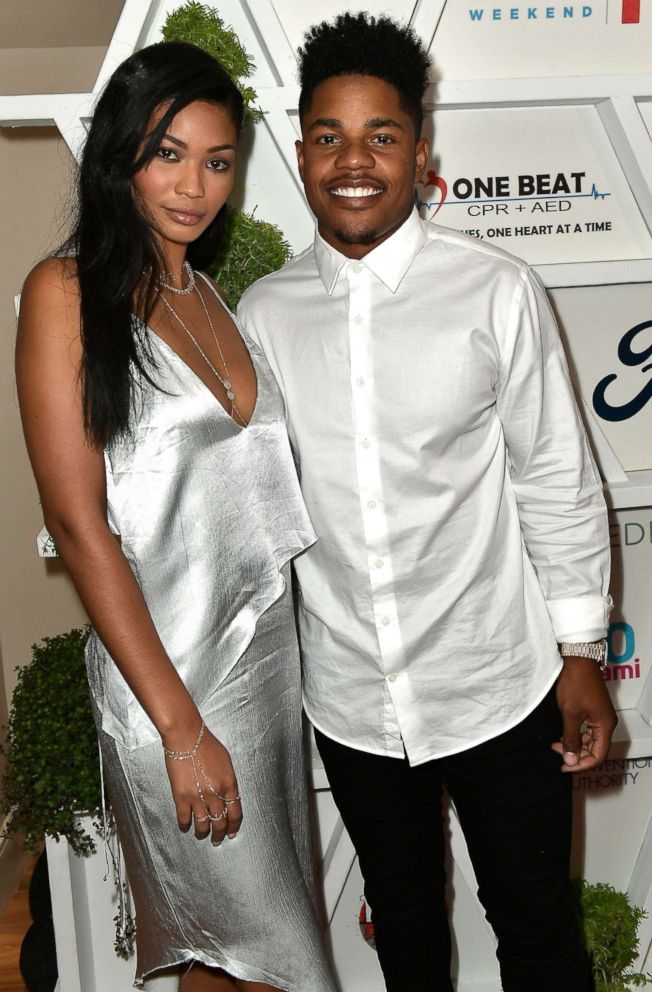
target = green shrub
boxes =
[162,1,262,123]
[0,627,100,856]
[575,878,652,990]
[208,205,292,308]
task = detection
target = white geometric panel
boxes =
[421,104,652,265]
[233,117,313,251]
[550,284,652,473]
[604,507,652,715]
[639,96,652,143]
[267,0,418,52]
[432,0,652,80]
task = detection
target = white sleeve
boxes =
[496,267,612,641]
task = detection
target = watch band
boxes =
[558,640,608,672]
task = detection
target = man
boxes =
[239,12,616,991]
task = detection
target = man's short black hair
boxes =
[297,12,431,139]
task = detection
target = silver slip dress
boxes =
[85,277,335,991]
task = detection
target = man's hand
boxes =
[552,656,617,772]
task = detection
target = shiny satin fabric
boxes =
[86,288,316,751]
[85,290,334,989]
[96,576,334,990]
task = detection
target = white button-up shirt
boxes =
[238,209,611,766]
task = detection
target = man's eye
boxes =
[371,134,394,145]
[316,134,339,145]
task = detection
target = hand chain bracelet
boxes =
[162,720,232,821]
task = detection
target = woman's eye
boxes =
[155,146,178,161]
[207,158,229,171]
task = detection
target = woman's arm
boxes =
[16,259,241,844]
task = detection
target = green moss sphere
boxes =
[208,206,292,309]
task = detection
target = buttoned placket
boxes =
[345,262,408,746]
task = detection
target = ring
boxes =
[207,808,228,822]
[194,813,209,824]
[224,795,241,806]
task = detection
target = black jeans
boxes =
[315,686,591,992]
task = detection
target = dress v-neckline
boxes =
[139,273,259,431]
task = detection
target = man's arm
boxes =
[496,266,616,771]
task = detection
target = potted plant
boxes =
[0,628,136,965]
[574,878,652,990]
[1,627,100,857]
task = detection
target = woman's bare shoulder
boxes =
[22,256,78,300]
[19,257,80,341]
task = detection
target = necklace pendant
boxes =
[227,390,235,400]
[223,379,232,389]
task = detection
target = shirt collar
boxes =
[314,207,428,296]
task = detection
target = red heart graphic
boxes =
[420,171,448,215]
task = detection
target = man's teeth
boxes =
[332,187,381,198]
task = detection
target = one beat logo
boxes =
[414,169,613,241]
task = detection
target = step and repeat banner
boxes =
[4,1,651,989]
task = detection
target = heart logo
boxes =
[416,170,448,216]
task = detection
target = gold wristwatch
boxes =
[558,640,608,672]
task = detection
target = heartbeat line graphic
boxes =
[414,191,444,211]
[414,188,612,208]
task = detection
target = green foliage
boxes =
[0,627,101,856]
[208,205,292,308]
[162,1,262,123]
[575,878,652,990]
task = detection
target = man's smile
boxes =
[330,186,382,199]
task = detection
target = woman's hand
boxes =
[163,721,243,846]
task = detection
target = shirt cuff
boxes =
[546,594,613,642]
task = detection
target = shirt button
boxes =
[361,438,370,449]
[367,500,377,509]
[387,673,398,683]
[375,559,384,569]
[353,314,363,326]
[352,263,363,274]
[381,616,391,626]
[356,376,365,387]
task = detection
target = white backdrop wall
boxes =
[2,2,652,989]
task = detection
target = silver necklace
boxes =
[160,279,247,427]
[159,260,196,296]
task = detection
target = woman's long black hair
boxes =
[62,41,244,447]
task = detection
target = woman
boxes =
[16,41,335,992]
